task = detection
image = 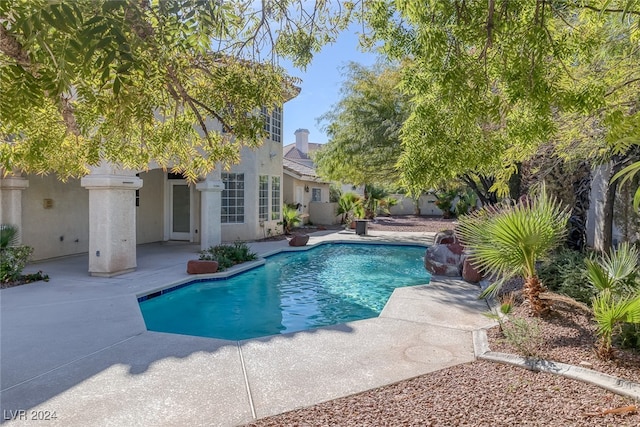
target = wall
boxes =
[418,193,443,216]
[389,194,417,216]
[282,174,331,224]
[309,202,341,225]
[136,169,165,244]
[221,141,283,241]
[21,175,89,260]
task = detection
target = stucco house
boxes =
[282,129,332,224]
[0,106,290,277]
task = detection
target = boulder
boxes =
[462,257,483,283]
[289,234,309,247]
[187,260,219,274]
[434,229,458,245]
[424,243,464,277]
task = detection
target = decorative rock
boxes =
[289,234,309,247]
[187,260,219,274]
[462,257,483,283]
[424,243,463,277]
[434,229,458,245]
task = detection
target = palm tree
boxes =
[586,243,640,359]
[457,186,570,316]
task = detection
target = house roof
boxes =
[283,158,327,183]
[282,143,323,161]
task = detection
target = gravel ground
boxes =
[247,215,639,427]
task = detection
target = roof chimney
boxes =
[294,128,310,154]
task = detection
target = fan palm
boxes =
[457,187,570,315]
[586,243,640,359]
[0,224,19,249]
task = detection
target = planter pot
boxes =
[187,260,219,274]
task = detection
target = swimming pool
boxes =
[138,243,430,340]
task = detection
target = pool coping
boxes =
[3,230,499,426]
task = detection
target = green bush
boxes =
[1,246,34,282]
[537,248,596,305]
[199,242,257,271]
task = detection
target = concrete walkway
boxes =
[1,230,494,426]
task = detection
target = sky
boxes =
[281,25,378,146]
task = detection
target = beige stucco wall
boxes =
[21,175,89,260]
[282,174,330,224]
[387,193,443,216]
[309,201,340,225]
[221,141,283,241]
[136,169,165,244]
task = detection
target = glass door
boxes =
[170,181,191,240]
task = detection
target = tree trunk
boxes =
[566,161,591,251]
[523,276,549,316]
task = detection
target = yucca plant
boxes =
[586,243,640,359]
[457,186,570,316]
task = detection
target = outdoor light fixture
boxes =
[304,185,309,192]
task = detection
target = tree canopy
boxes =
[314,61,409,187]
[360,0,640,198]
[0,0,353,180]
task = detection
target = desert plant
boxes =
[537,248,595,305]
[0,224,34,283]
[434,189,458,219]
[0,224,19,249]
[199,242,257,271]
[279,204,302,234]
[455,190,478,216]
[457,186,570,315]
[591,290,640,359]
[501,317,544,357]
[337,192,363,224]
[586,242,640,359]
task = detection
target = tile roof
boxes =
[283,158,326,182]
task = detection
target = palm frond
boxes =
[457,185,570,281]
[0,224,20,249]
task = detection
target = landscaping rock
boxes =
[424,242,464,276]
[288,234,309,247]
[434,229,457,245]
[187,260,219,274]
[462,257,482,283]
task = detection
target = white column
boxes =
[0,175,29,243]
[196,176,224,250]
[81,166,142,277]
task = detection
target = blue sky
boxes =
[282,25,378,146]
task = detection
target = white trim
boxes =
[165,178,194,241]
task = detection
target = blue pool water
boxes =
[139,243,430,340]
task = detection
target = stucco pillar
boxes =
[196,176,224,250]
[0,175,29,243]
[81,168,143,277]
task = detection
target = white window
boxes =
[221,173,245,223]
[311,188,321,202]
[261,106,282,142]
[261,106,270,134]
[259,175,269,221]
[271,106,282,142]
[271,176,280,220]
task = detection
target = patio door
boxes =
[169,180,191,240]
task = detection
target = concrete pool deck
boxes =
[1,230,495,426]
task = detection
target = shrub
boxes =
[1,246,34,282]
[501,317,544,357]
[199,242,257,271]
[537,248,596,305]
